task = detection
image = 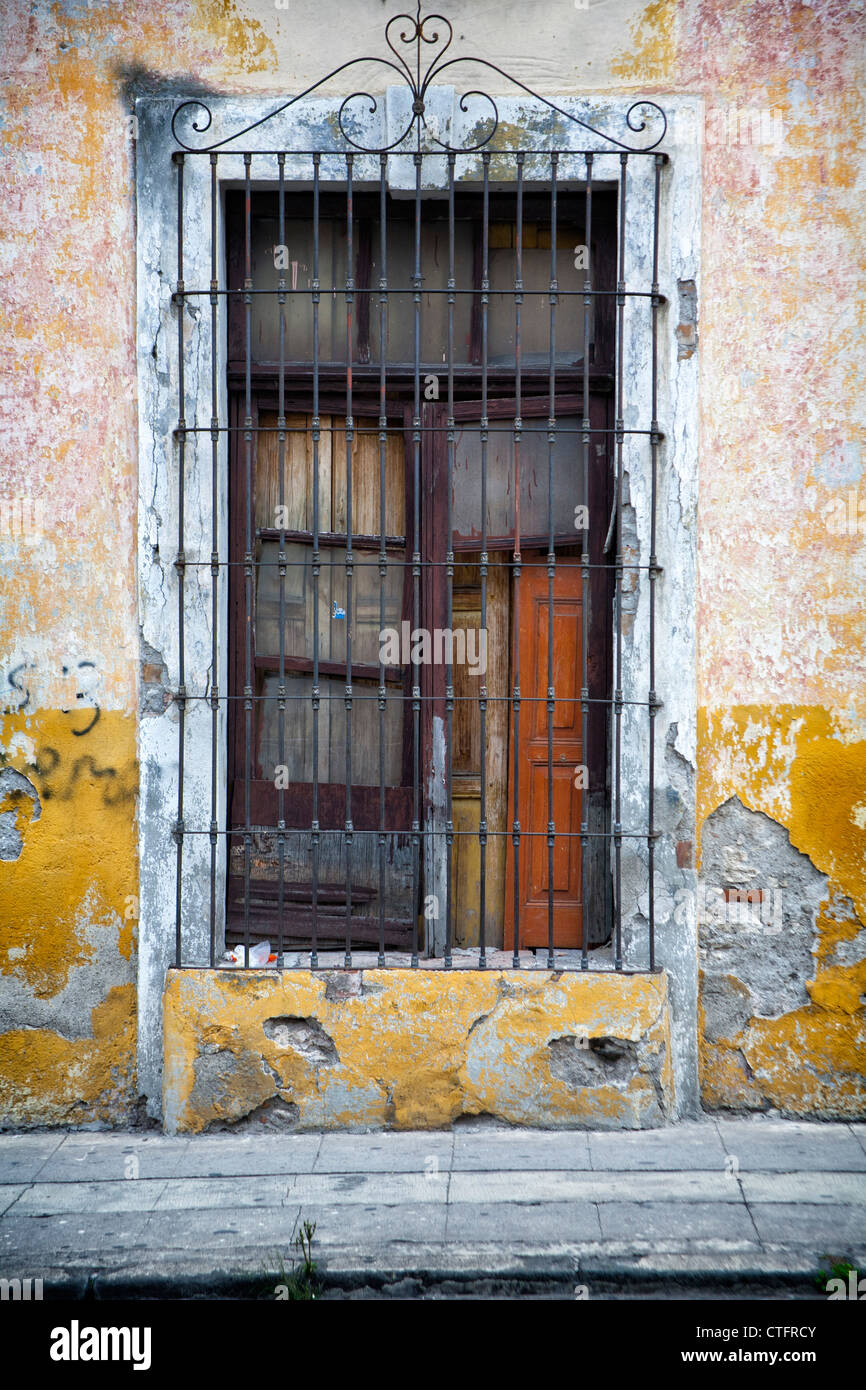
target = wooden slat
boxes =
[331,422,404,537]
[226,876,412,947]
[228,879,375,906]
[255,410,330,533]
[231,780,414,832]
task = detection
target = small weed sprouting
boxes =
[815,1254,859,1293]
[271,1214,320,1300]
[296,1219,317,1284]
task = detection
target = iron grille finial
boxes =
[171,5,666,155]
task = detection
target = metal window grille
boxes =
[168,4,667,972]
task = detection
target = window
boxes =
[221,171,621,961]
[139,8,682,982]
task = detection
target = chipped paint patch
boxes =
[163,968,673,1133]
[609,0,678,86]
[698,708,866,1117]
[0,709,138,1125]
[192,0,278,76]
[0,983,137,1128]
[698,707,866,925]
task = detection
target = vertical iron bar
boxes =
[445,150,456,970]
[173,152,186,969]
[511,152,524,969]
[344,152,354,968]
[277,151,287,968]
[377,152,388,968]
[478,150,490,969]
[208,152,219,969]
[545,151,558,971]
[311,153,321,969]
[411,149,422,968]
[580,153,593,971]
[648,153,662,972]
[614,153,628,971]
[243,152,253,967]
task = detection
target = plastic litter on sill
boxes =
[218,941,277,967]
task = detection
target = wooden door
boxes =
[505,558,584,949]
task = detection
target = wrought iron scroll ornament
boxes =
[171,3,666,155]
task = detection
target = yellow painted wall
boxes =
[0,710,138,1125]
[0,0,863,1124]
[685,0,865,1113]
[697,708,866,1114]
[163,968,673,1132]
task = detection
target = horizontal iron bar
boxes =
[226,365,615,384]
[169,692,662,707]
[181,559,664,571]
[173,963,663,973]
[177,425,664,438]
[172,964,664,976]
[175,147,667,158]
[188,828,661,839]
[177,286,663,300]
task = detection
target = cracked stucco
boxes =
[698,794,866,1117]
[163,968,674,1132]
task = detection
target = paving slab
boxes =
[289,1201,449,1246]
[741,1172,866,1206]
[133,1201,450,1253]
[0,1212,152,1269]
[748,1202,866,1250]
[0,1185,26,1215]
[588,1122,728,1171]
[13,1179,168,1216]
[289,1171,447,1205]
[451,1130,591,1170]
[597,1201,756,1242]
[714,1118,866,1172]
[445,1200,603,1244]
[0,1133,65,1183]
[450,1170,738,1204]
[152,1175,292,1209]
[57,1133,324,1182]
[37,1134,192,1183]
[134,1207,325,1257]
[171,1133,323,1177]
[314,1132,452,1173]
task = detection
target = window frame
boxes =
[135,85,702,1117]
[224,188,618,949]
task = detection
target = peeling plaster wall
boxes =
[0,0,863,1126]
[698,796,865,1114]
[684,0,866,1117]
[163,969,674,1132]
[696,716,866,1116]
[0,712,138,1127]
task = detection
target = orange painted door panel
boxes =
[505,559,583,949]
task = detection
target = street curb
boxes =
[17,1247,832,1300]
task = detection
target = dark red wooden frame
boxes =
[225,186,617,945]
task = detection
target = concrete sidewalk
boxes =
[1,1116,864,1298]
